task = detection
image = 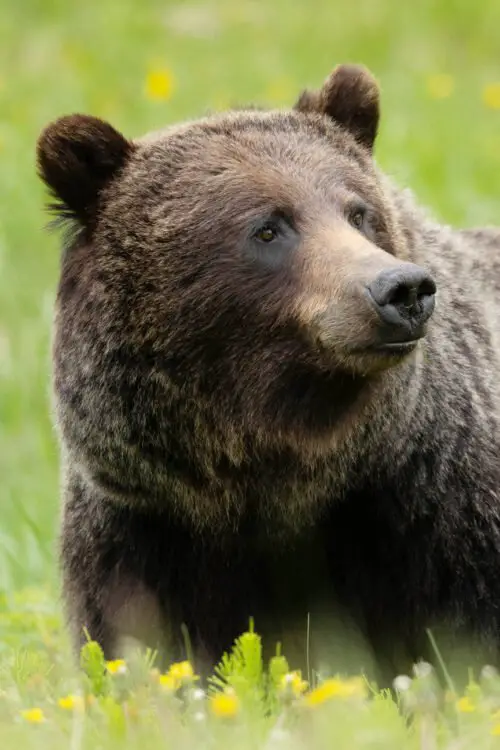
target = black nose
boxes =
[367,264,436,338]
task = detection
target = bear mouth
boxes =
[345,333,423,357]
[342,337,422,370]
[369,340,419,355]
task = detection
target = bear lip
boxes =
[368,340,420,355]
[343,336,423,359]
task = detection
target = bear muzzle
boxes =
[309,261,436,368]
[364,263,436,353]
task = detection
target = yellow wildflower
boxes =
[106,659,127,675]
[209,690,240,718]
[456,696,475,713]
[482,83,500,110]
[169,660,195,681]
[20,707,45,724]
[426,73,455,100]
[158,660,198,691]
[144,69,175,102]
[492,723,500,736]
[159,673,177,692]
[280,671,309,697]
[304,677,367,707]
[58,694,85,712]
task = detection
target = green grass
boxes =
[3,601,500,749]
[2,0,500,745]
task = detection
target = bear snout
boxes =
[310,262,436,368]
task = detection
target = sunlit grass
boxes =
[2,595,500,748]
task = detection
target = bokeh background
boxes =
[1,0,500,601]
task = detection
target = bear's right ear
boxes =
[36,114,134,227]
[294,64,380,152]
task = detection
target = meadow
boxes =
[2,0,500,746]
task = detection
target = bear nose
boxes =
[367,264,436,338]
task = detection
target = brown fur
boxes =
[37,64,500,685]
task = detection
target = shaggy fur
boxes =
[38,64,500,685]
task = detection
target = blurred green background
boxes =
[1,0,500,596]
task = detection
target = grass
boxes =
[3,602,500,749]
[2,0,500,745]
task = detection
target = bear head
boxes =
[37,64,436,529]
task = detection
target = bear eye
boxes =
[348,205,366,231]
[246,214,297,269]
[254,223,279,243]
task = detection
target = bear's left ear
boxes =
[36,114,134,227]
[294,64,380,152]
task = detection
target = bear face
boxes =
[38,65,436,531]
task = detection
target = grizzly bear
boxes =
[37,63,500,686]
